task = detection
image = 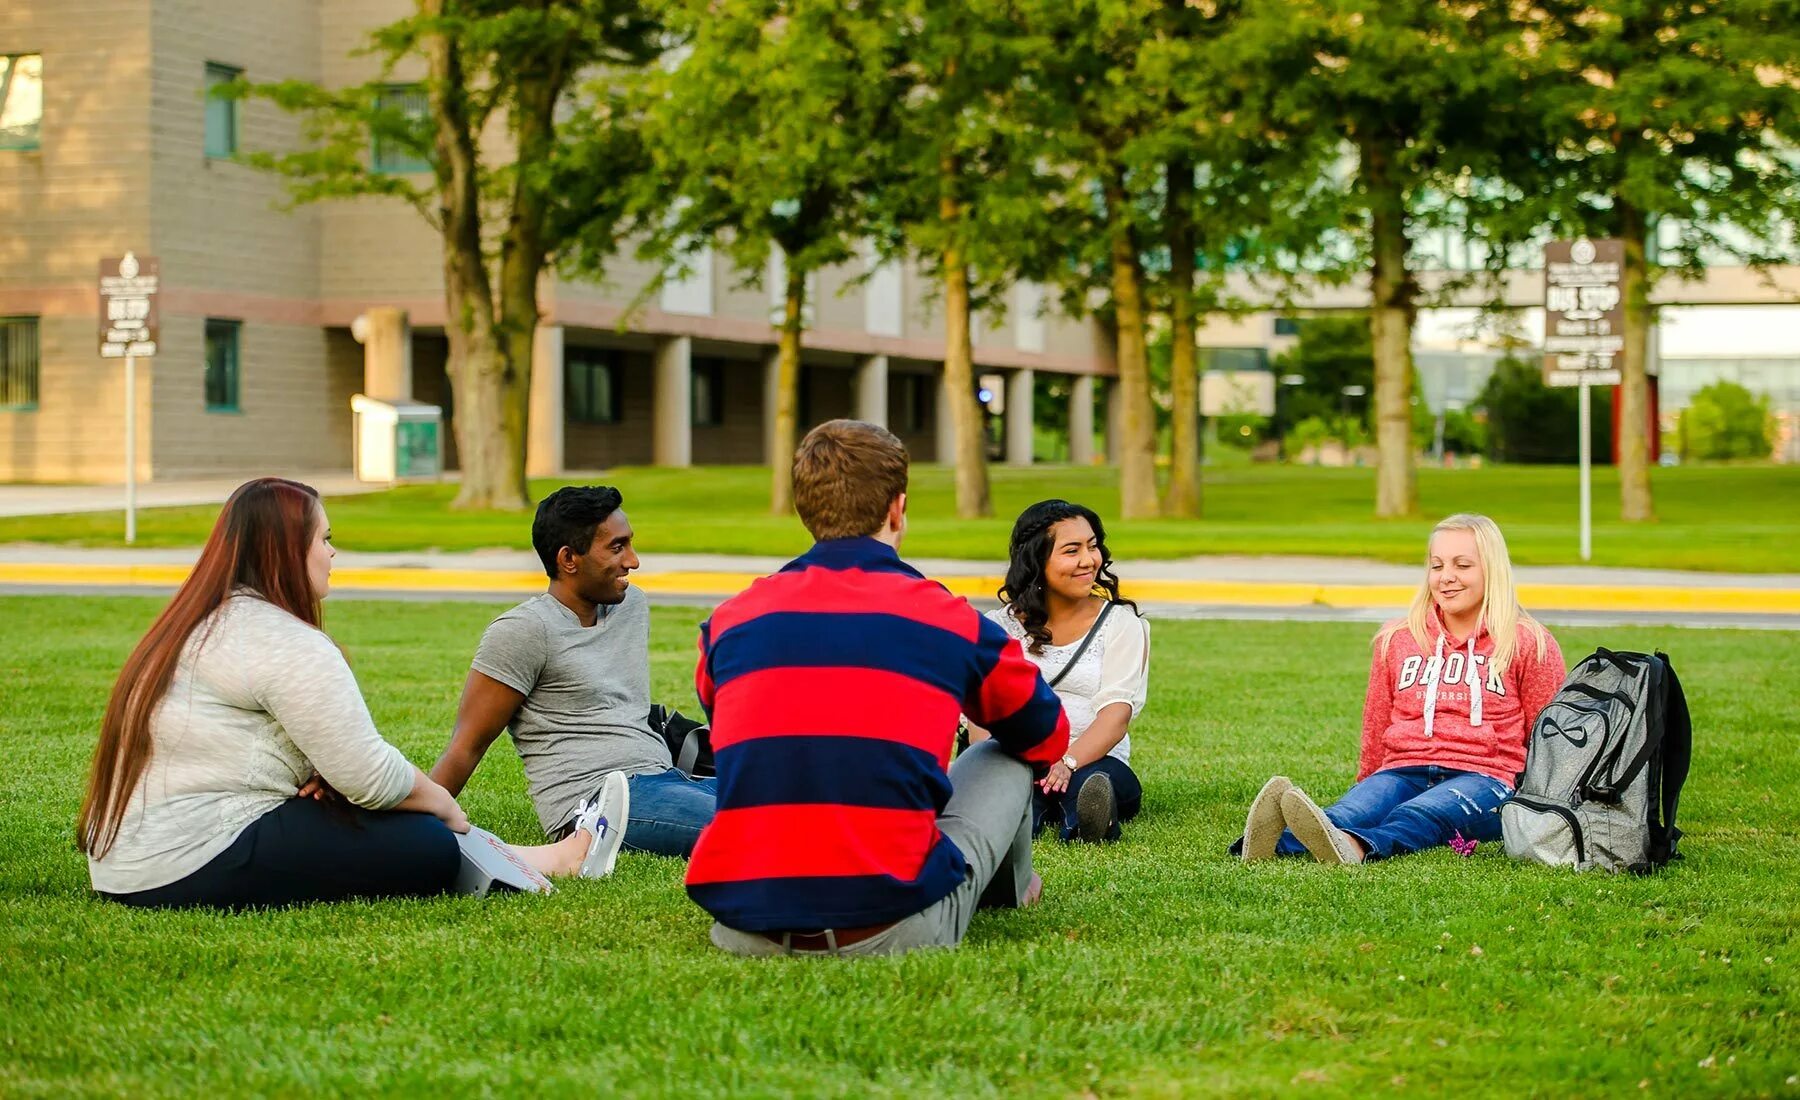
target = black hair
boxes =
[531,485,624,578]
[997,499,1135,655]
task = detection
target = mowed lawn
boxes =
[4,462,1798,572]
[1,596,1795,1097]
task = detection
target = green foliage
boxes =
[618,0,900,296]
[5,599,1799,1094]
[1680,381,1774,461]
[1269,314,1374,435]
[1213,413,1270,449]
[1440,405,1488,456]
[1478,358,1613,465]
[1484,1,1800,279]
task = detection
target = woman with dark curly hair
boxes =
[970,499,1150,843]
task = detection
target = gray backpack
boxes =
[1501,648,1691,873]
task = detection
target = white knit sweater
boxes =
[87,594,416,895]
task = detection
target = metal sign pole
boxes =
[1578,378,1592,562]
[125,354,137,545]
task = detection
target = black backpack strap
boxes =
[1047,601,1118,690]
[1650,653,1692,864]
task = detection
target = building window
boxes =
[566,350,619,424]
[1272,317,1301,337]
[204,319,241,412]
[372,84,431,174]
[895,374,928,433]
[692,360,725,427]
[204,63,240,158]
[0,53,44,151]
[1,316,39,409]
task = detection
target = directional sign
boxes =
[1542,238,1622,387]
[99,253,160,358]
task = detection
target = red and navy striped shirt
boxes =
[685,537,1070,932]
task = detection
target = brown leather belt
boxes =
[760,921,896,952]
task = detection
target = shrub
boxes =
[1680,381,1773,460]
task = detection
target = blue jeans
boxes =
[1032,755,1143,842]
[624,768,718,858]
[1276,766,1511,861]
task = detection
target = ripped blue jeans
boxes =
[1276,765,1511,861]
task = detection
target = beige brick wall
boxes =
[0,2,152,480]
[149,315,353,477]
[0,3,154,287]
[0,315,148,482]
[149,0,321,298]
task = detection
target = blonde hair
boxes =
[1377,513,1547,678]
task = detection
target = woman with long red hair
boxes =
[79,477,627,908]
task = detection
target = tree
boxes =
[1232,0,1536,518]
[239,0,661,510]
[1492,0,1800,521]
[632,0,898,514]
[872,0,1052,519]
[1010,0,1167,520]
[1681,381,1773,461]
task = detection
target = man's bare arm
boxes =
[429,669,526,796]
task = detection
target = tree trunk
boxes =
[424,1,529,511]
[1104,173,1159,520]
[1616,200,1656,522]
[939,175,992,518]
[1162,157,1200,518]
[769,258,805,515]
[1361,136,1419,519]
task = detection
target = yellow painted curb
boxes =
[2,562,1797,615]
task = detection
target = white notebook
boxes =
[453,826,555,897]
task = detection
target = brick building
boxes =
[0,1,1115,483]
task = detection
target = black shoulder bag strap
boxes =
[1047,601,1118,690]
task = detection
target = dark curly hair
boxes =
[997,499,1134,654]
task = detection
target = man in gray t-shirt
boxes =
[429,486,717,857]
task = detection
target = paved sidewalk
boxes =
[0,474,381,518]
[2,545,1796,625]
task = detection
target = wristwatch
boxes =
[1060,753,1079,771]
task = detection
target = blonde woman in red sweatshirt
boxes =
[1238,513,1566,864]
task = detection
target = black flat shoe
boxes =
[1075,772,1117,843]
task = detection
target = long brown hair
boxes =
[78,477,325,858]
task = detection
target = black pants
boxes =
[104,797,462,910]
[1032,755,1143,841]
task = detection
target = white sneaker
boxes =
[1280,787,1364,865]
[571,772,630,879]
[1241,775,1293,861]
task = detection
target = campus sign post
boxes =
[99,253,160,545]
[1543,238,1623,563]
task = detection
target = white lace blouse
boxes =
[986,603,1150,765]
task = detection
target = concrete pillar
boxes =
[526,324,564,477]
[935,370,958,466]
[1105,377,1123,464]
[1069,373,1096,466]
[854,354,889,428]
[357,306,411,401]
[1005,368,1034,466]
[653,336,692,468]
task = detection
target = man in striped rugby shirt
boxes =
[687,419,1071,956]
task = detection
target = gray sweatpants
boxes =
[709,740,1036,958]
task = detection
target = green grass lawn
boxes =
[1,595,1794,1096]
[4,462,1798,572]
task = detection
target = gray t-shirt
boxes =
[472,588,671,834]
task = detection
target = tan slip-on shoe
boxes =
[1280,787,1365,865]
[1240,775,1294,861]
